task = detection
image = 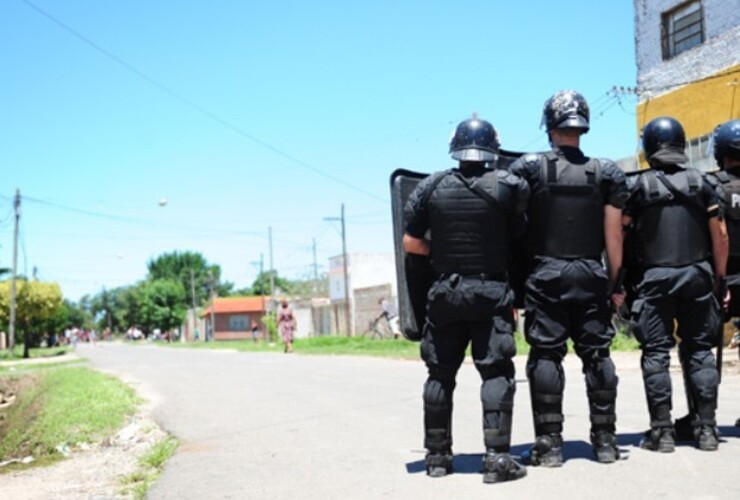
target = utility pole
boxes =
[325,204,351,336]
[312,238,319,296]
[260,253,266,317]
[190,269,198,342]
[268,226,275,305]
[250,254,268,342]
[9,189,20,351]
[207,269,216,342]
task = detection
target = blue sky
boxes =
[0,0,639,301]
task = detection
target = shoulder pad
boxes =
[706,170,733,188]
[495,169,523,185]
[624,169,644,177]
[594,157,617,169]
[521,153,541,164]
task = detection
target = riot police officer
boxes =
[706,119,740,428]
[403,116,529,483]
[509,90,627,466]
[624,116,728,452]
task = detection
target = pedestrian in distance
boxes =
[376,297,401,339]
[403,116,530,483]
[277,299,296,353]
[509,90,628,466]
[623,116,728,452]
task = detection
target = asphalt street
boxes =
[80,343,740,500]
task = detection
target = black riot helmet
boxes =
[641,116,686,160]
[448,116,500,162]
[713,119,740,167]
[541,90,590,133]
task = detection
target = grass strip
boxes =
[0,366,139,465]
[160,329,640,358]
[120,436,179,500]
[0,346,71,361]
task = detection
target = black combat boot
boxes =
[482,451,527,484]
[529,433,563,467]
[425,450,453,478]
[640,427,675,453]
[694,425,719,451]
[590,430,620,463]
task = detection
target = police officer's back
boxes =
[709,120,740,315]
[509,90,627,466]
[707,119,740,428]
[403,117,529,483]
[624,116,728,452]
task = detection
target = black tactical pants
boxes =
[524,257,617,436]
[630,261,720,428]
[421,275,517,454]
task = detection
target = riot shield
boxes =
[390,168,430,341]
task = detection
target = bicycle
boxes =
[362,317,394,340]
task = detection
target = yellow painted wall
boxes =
[636,64,740,138]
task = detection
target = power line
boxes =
[614,68,740,96]
[19,0,386,203]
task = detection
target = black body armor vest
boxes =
[634,168,709,267]
[426,170,511,276]
[715,170,740,274]
[529,153,604,259]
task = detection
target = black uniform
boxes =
[509,146,627,441]
[625,165,721,433]
[710,167,740,315]
[404,163,529,459]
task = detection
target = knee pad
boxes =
[641,351,670,377]
[424,377,455,410]
[481,377,515,412]
[527,356,565,396]
[584,355,618,393]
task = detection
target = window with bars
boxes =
[661,1,704,60]
[228,314,250,331]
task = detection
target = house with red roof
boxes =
[200,296,270,341]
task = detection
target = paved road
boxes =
[80,343,740,500]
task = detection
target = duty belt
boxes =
[438,272,508,282]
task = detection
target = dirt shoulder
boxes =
[0,359,169,500]
[0,414,167,500]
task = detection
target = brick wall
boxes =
[634,0,740,98]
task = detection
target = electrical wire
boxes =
[18,0,386,203]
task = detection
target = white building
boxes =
[327,252,397,335]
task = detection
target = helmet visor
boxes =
[451,148,498,162]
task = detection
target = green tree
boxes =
[287,274,329,299]
[0,280,63,357]
[251,270,293,296]
[90,288,114,332]
[66,299,94,330]
[112,285,141,332]
[147,251,232,307]
[135,279,187,335]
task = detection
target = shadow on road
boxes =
[405,439,635,474]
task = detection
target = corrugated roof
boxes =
[200,296,271,317]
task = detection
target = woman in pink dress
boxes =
[277,299,295,353]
